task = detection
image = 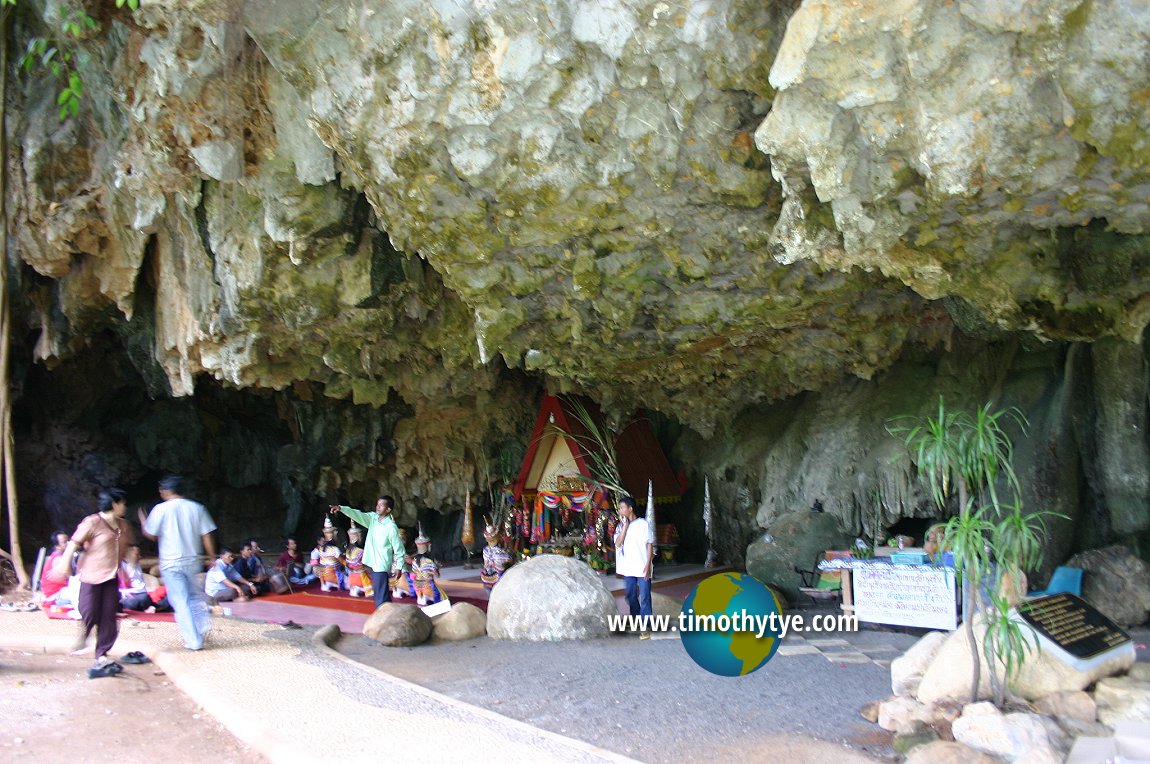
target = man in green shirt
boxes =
[328,496,407,609]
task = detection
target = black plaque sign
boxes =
[1018,593,1132,660]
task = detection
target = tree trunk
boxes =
[964,577,981,703]
[0,5,29,590]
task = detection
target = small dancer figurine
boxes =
[389,528,415,599]
[344,525,374,599]
[312,516,343,592]
[410,524,443,606]
[479,518,513,590]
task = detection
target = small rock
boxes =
[879,696,928,734]
[952,704,1056,760]
[363,603,433,646]
[430,602,486,641]
[1093,674,1150,726]
[1129,663,1150,682]
[903,741,1006,764]
[860,699,880,723]
[1033,690,1096,723]
[1014,746,1064,764]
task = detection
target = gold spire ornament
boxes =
[462,489,475,568]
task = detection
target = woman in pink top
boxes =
[54,488,133,677]
[39,530,70,602]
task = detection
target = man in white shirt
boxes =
[139,475,217,651]
[204,549,258,602]
[613,495,654,639]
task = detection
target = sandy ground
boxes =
[0,648,267,764]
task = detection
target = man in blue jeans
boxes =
[613,495,654,639]
[139,475,217,651]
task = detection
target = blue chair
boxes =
[1028,566,1083,598]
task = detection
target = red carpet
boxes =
[43,607,176,623]
[266,588,489,613]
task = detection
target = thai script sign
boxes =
[853,564,958,630]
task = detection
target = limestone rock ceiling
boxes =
[11,0,1150,432]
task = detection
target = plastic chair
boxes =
[1028,566,1083,598]
[794,551,850,605]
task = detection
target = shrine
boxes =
[504,395,686,569]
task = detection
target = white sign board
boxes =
[853,565,958,630]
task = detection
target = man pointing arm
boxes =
[329,496,404,610]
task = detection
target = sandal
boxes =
[121,651,150,664]
[87,663,119,679]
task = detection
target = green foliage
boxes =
[12,0,140,121]
[479,442,521,531]
[961,402,1026,515]
[984,593,1040,706]
[57,69,82,119]
[559,397,628,500]
[943,504,994,583]
[887,396,1027,518]
[887,397,963,511]
[992,499,1065,574]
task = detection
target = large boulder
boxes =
[745,512,852,603]
[891,630,948,697]
[487,555,616,641]
[917,617,1135,704]
[431,602,487,642]
[1066,546,1150,627]
[363,603,432,647]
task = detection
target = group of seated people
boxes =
[204,538,275,603]
[39,516,515,616]
[39,531,172,615]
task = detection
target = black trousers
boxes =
[78,577,120,659]
[370,569,393,610]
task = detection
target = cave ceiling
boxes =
[9,0,1150,435]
